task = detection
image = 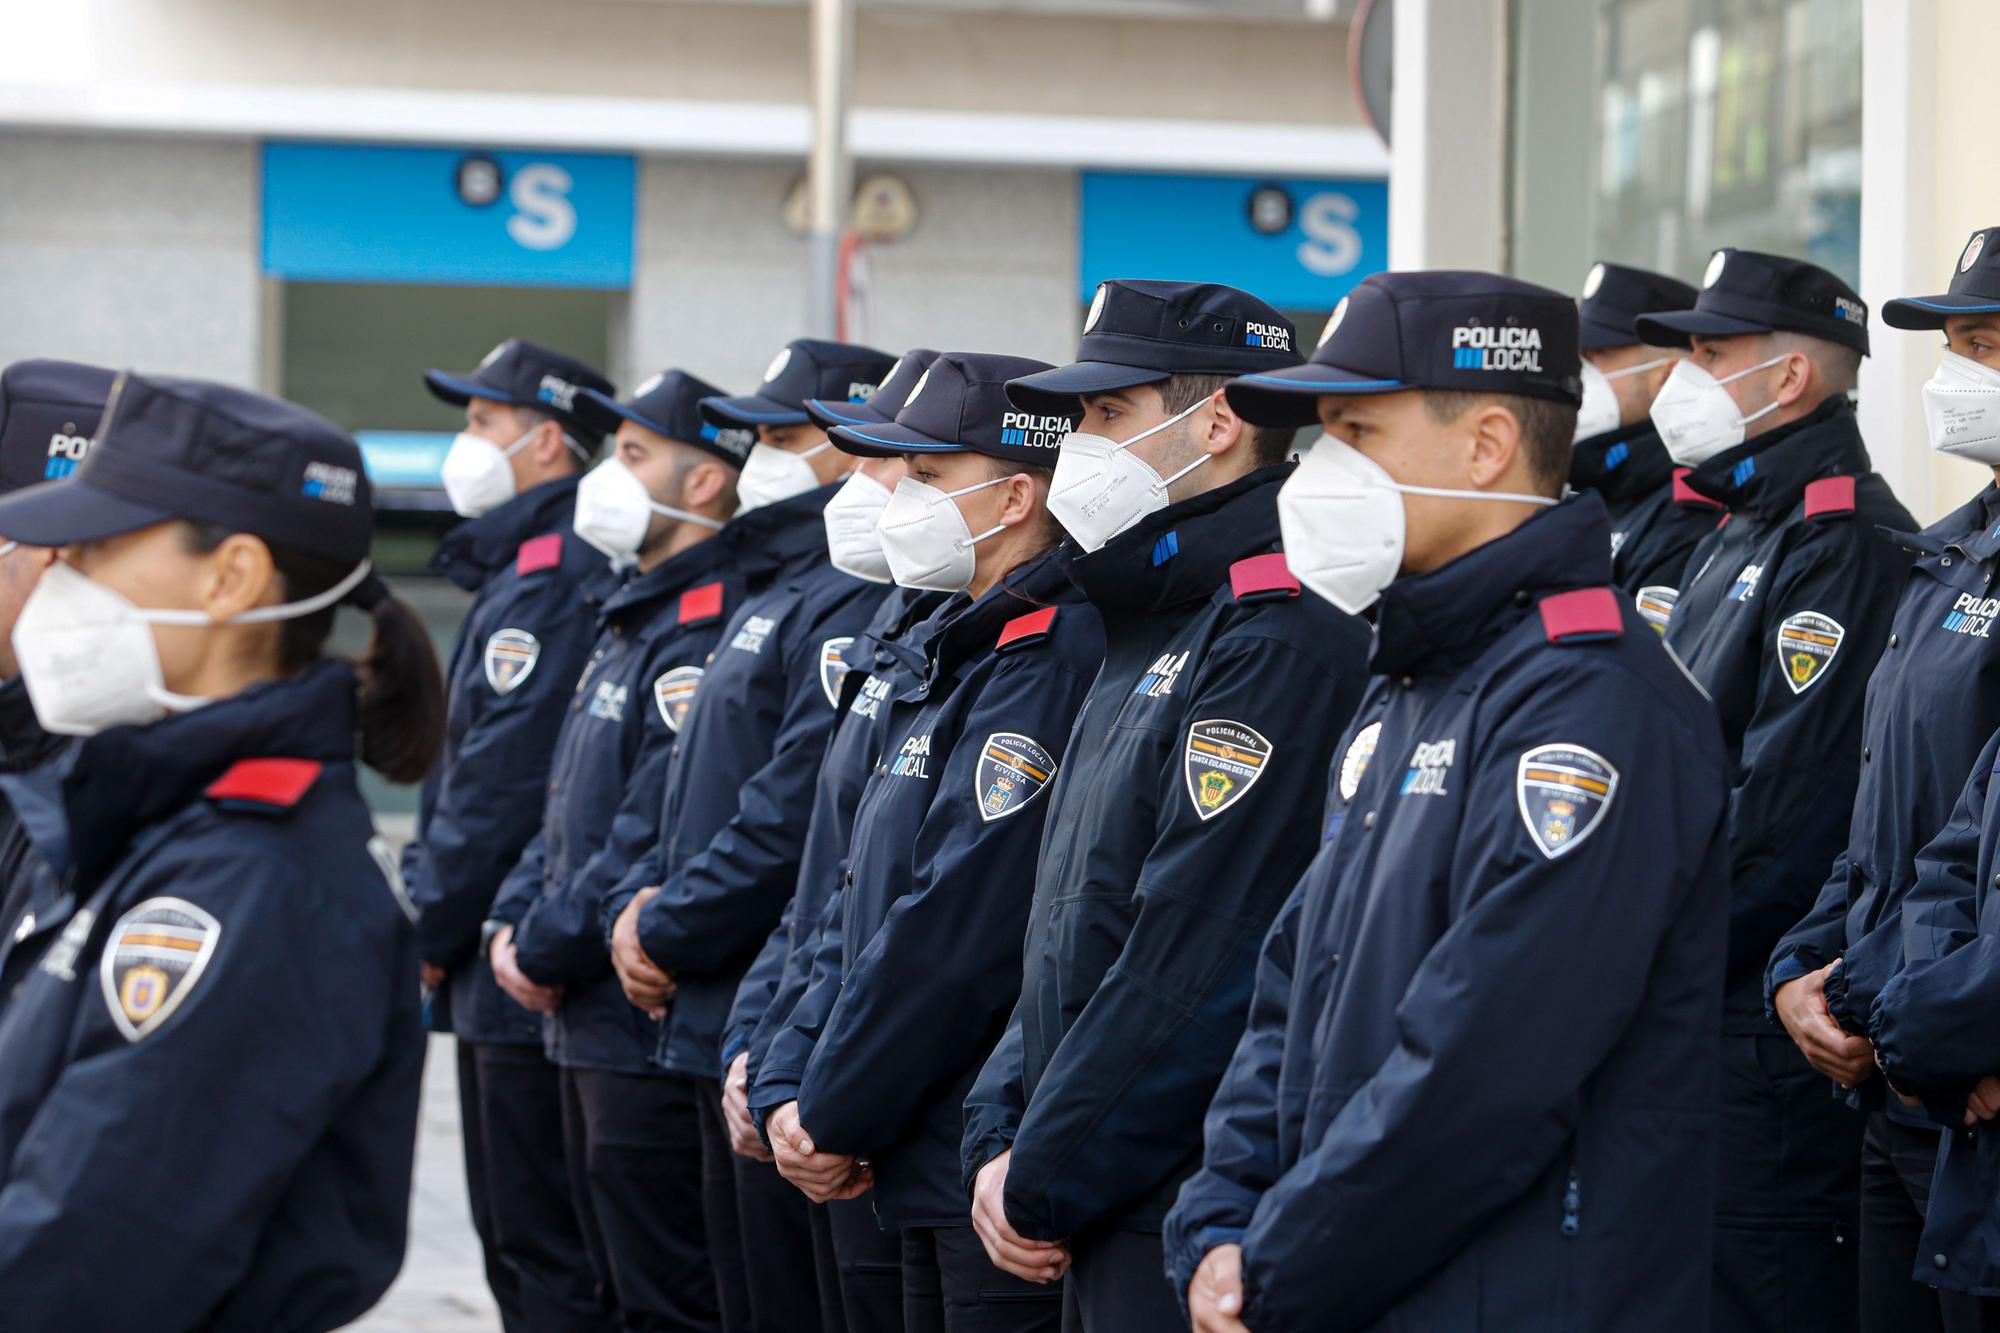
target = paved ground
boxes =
[346,1034,501,1332]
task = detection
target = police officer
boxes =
[1765,226,2000,1332]
[1641,250,1915,1332]
[1164,270,1732,1333]
[0,360,113,963]
[755,352,1104,1330]
[485,369,748,1332]
[1568,261,1717,619]
[404,337,616,1332]
[606,337,896,1333]
[0,372,444,1329]
[960,280,1370,1328]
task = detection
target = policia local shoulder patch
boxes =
[99,897,222,1042]
[1515,744,1619,860]
[1776,611,1844,694]
[1185,719,1274,821]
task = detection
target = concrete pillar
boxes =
[1388,0,1507,272]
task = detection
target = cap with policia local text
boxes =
[0,372,375,565]
[424,338,617,448]
[1577,262,1699,351]
[1224,271,1583,429]
[805,348,942,432]
[576,370,751,469]
[700,339,897,429]
[829,352,1074,466]
[0,359,117,496]
[1006,280,1300,417]
[1636,248,1870,356]
[1883,226,2000,330]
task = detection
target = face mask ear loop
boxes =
[1112,397,1208,454]
[1149,453,1210,496]
[1605,357,1671,382]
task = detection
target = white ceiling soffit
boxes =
[663,0,1343,19]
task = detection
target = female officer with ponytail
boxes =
[0,372,444,1331]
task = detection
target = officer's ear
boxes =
[1768,349,1816,410]
[994,469,1046,531]
[680,457,732,518]
[1197,387,1248,459]
[1462,400,1525,490]
[197,530,280,623]
[522,413,573,472]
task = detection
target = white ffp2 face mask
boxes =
[573,456,724,565]
[1046,399,1209,553]
[1572,358,1670,443]
[1923,351,2000,465]
[876,474,1012,592]
[1647,355,1788,467]
[441,423,541,518]
[1277,436,1558,615]
[823,470,896,583]
[12,557,374,736]
[737,441,834,512]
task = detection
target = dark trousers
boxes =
[902,1225,1061,1333]
[693,1074,824,1333]
[563,1066,720,1332]
[827,1196,904,1333]
[1060,1230,1186,1333]
[1712,1032,1862,1333]
[457,1039,527,1333]
[475,1041,614,1333]
[1861,1112,1995,1333]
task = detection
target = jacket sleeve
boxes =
[962,1002,1030,1194]
[797,654,1092,1155]
[749,887,848,1125]
[0,847,417,1327]
[724,895,795,1072]
[1765,852,1855,1015]
[1162,880,1311,1309]
[490,830,546,930]
[1231,666,1727,1333]
[1001,634,1353,1241]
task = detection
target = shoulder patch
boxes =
[997,607,1059,652]
[1804,476,1857,520]
[819,637,856,708]
[485,628,542,694]
[1229,553,1299,604]
[678,581,726,626]
[205,758,324,812]
[1337,720,1382,803]
[1185,718,1274,821]
[975,733,1057,822]
[517,532,564,575]
[1776,611,1845,693]
[1516,744,1620,859]
[1671,468,1723,510]
[1538,587,1625,645]
[99,897,221,1042]
[654,665,704,732]
[1633,585,1679,635]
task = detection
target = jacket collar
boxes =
[429,476,582,591]
[1373,492,1614,679]
[1682,396,1868,520]
[719,482,840,590]
[918,545,1083,683]
[1891,481,2000,565]
[0,675,65,773]
[598,532,738,626]
[1569,420,1676,507]
[1065,465,1293,621]
[855,586,945,679]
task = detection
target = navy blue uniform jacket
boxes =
[1570,419,1723,613]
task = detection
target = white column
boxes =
[1388,0,1507,272]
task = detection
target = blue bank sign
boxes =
[262,142,635,288]
[1080,172,1387,311]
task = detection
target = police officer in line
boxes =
[606,337,897,1333]
[485,370,749,1332]
[404,337,618,1333]
[1643,250,1916,1332]
[0,373,445,1330]
[1567,261,1718,620]
[1765,226,2000,1332]
[0,360,112,964]
[960,280,1371,1328]
[757,352,1104,1331]
[724,347,944,1333]
[1166,271,1732,1333]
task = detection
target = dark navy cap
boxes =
[1577,262,1698,350]
[0,372,374,564]
[1007,280,1301,417]
[805,348,941,432]
[1636,249,1870,356]
[830,352,1073,465]
[576,370,750,469]
[1883,227,2000,330]
[700,339,897,428]
[424,338,617,446]
[0,359,116,497]
[1225,271,1583,428]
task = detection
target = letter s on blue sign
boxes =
[1296,191,1362,278]
[507,163,578,251]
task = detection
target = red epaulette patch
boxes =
[1229,553,1300,604]
[1804,476,1857,520]
[517,533,563,575]
[997,607,1058,652]
[1539,587,1625,645]
[1672,468,1723,511]
[678,581,726,626]
[205,758,324,811]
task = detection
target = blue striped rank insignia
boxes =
[819,637,857,708]
[99,897,222,1042]
[1515,744,1620,860]
[654,665,704,733]
[1184,718,1273,821]
[484,628,541,695]
[975,732,1056,823]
